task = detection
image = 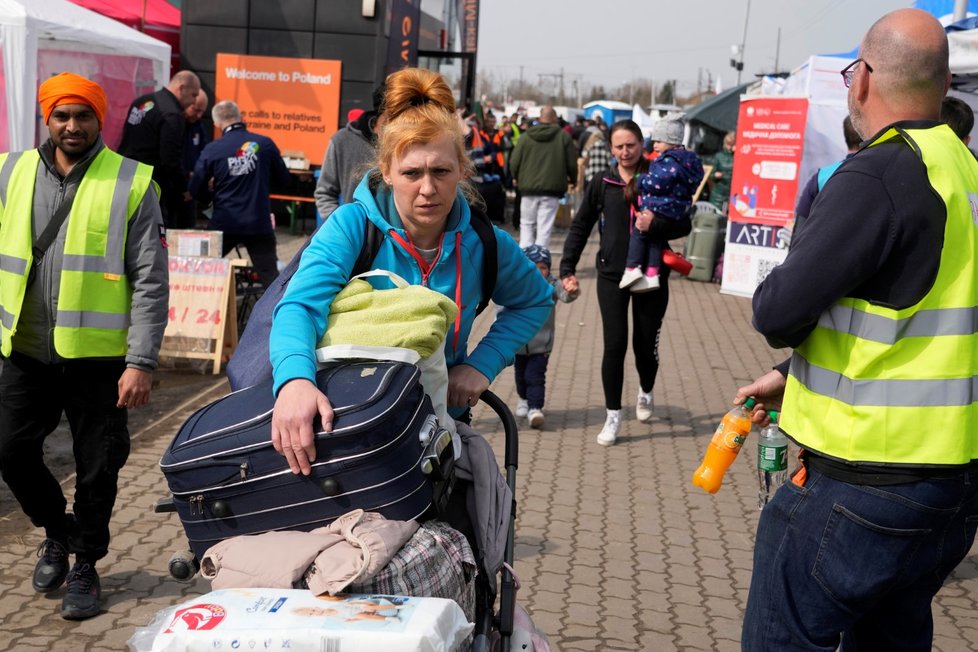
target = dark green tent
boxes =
[685,83,751,134]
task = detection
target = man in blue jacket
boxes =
[189,100,291,287]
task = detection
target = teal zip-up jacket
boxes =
[270,174,554,409]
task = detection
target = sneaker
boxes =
[596,410,621,446]
[32,538,69,593]
[630,274,661,293]
[515,399,529,419]
[527,408,545,429]
[618,267,643,289]
[636,390,654,423]
[61,562,101,621]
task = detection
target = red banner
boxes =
[728,97,809,227]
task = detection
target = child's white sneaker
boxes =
[596,409,621,446]
[630,274,661,293]
[527,408,545,429]
[618,267,643,289]
[636,390,654,423]
[515,399,529,419]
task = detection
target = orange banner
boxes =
[214,53,342,165]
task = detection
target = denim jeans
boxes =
[742,465,978,651]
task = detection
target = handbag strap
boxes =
[27,186,78,288]
[350,268,410,288]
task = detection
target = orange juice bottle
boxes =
[692,397,756,494]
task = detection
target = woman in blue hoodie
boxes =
[268,68,553,476]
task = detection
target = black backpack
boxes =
[226,209,498,391]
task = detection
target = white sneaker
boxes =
[618,267,643,289]
[596,410,621,446]
[515,399,529,419]
[630,274,661,293]
[527,408,545,429]
[636,390,654,423]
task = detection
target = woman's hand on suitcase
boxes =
[447,365,490,409]
[272,378,334,475]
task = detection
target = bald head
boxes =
[850,8,949,136]
[185,89,208,123]
[168,70,202,109]
[539,106,558,124]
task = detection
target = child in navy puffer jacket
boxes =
[514,245,579,429]
[619,117,704,292]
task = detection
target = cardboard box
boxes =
[167,229,223,258]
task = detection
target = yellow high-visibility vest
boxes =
[0,147,153,358]
[781,124,978,466]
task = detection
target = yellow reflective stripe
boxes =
[818,304,978,343]
[55,310,130,329]
[791,356,978,407]
[0,151,24,207]
[0,253,28,275]
[61,255,112,273]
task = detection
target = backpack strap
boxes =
[352,218,383,277]
[468,207,497,315]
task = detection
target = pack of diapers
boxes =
[128,588,473,652]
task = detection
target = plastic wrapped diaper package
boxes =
[127,588,473,652]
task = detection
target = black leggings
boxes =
[596,274,669,410]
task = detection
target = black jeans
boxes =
[513,353,549,409]
[0,353,130,561]
[595,274,669,410]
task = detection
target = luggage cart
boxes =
[155,389,520,652]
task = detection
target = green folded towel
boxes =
[318,278,459,358]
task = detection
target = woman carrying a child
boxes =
[560,119,693,446]
[268,67,553,475]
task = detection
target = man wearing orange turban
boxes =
[37,72,108,128]
[0,72,169,621]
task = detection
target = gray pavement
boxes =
[1,223,977,651]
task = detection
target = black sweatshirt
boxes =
[561,166,692,282]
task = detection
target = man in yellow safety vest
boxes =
[734,9,978,650]
[0,73,168,620]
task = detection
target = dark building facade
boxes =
[181,0,448,127]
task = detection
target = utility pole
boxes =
[774,27,781,73]
[538,72,562,100]
[737,0,752,85]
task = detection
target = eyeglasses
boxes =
[840,58,874,88]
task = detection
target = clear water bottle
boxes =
[757,411,788,510]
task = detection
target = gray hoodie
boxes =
[314,114,377,220]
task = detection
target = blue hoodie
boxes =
[270,174,554,409]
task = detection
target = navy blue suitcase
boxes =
[160,360,444,559]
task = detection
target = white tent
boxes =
[0,0,171,152]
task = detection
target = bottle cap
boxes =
[744,397,757,409]
[767,410,778,423]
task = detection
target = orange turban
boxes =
[38,72,108,126]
